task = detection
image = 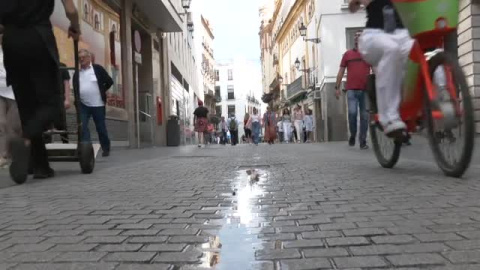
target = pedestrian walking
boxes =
[220,116,228,145]
[1,0,80,182]
[227,113,240,146]
[304,109,314,143]
[193,100,209,148]
[244,113,252,144]
[247,107,262,145]
[276,116,284,143]
[335,30,371,150]
[263,106,277,145]
[282,108,292,143]
[74,49,113,157]
[293,104,304,143]
[0,41,21,168]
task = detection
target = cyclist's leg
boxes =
[359,30,405,134]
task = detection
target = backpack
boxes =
[229,118,238,130]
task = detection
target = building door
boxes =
[132,24,154,148]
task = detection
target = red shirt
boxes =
[340,49,371,90]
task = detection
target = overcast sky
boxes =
[199,0,262,63]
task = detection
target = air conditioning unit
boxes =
[313,90,321,100]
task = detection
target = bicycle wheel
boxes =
[371,122,402,168]
[425,52,475,178]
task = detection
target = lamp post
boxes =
[299,23,321,44]
[179,0,192,16]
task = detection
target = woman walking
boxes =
[247,108,262,145]
[193,100,209,148]
[243,113,252,144]
[282,108,292,143]
[263,106,277,144]
[304,109,314,143]
[293,105,304,143]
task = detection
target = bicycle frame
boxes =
[375,0,461,132]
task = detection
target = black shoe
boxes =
[102,150,110,157]
[9,138,30,184]
[348,137,355,147]
[360,144,369,150]
[33,167,55,179]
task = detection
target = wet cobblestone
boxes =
[0,142,479,269]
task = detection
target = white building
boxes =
[313,0,366,141]
[165,4,201,145]
[215,59,263,139]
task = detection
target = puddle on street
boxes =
[200,169,268,270]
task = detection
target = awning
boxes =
[133,0,182,32]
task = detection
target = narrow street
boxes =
[1,141,480,270]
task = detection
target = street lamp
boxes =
[299,23,307,38]
[298,22,321,44]
[278,75,284,84]
[182,0,192,10]
[295,58,310,73]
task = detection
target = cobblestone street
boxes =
[1,140,480,270]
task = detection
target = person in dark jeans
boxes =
[227,114,239,146]
[335,31,371,150]
[1,0,80,181]
[73,49,113,157]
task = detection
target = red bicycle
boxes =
[368,0,475,177]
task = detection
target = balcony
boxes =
[215,96,222,103]
[287,76,307,101]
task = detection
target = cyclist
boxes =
[349,0,413,138]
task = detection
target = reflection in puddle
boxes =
[200,169,267,270]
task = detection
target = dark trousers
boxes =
[80,104,110,151]
[229,129,238,145]
[44,97,68,144]
[221,130,227,145]
[2,26,61,170]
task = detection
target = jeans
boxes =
[347,90,369,145]
[222,130,227,144]
[80,104,111,151]
[294,120,303,143]
[252,122,261,144]
[283,121,291,142]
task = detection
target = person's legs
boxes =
[358,91,369,148]
[91,106,111,154]
[283,122,290,143]
[294,120,302,143]
[80,104,92,143]
[0,97,9,161]
[347,90,359,146]
[359,30,412,134]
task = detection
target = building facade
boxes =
[215,59,262,139]
[50,0,205,147]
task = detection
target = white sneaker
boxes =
[383,120,407,135]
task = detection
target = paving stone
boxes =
[387,253,447,266]
[371,235,417,244]
[283,240,324,249]
[121,230,160,236]
[303,248,349,258]
[103,252,156,262]
[443,250,480,263]
[8,252,60,263]
[83,230,123,236]
[50,244,98,252]
[319,223,357,231]
[350,243,449,256]
[84,236,127,244]
[116,224,153,230]
[157,228,199,235]
[301,231,341,239]
[334,256,387,268]
[255,249,302,260]
[446,240,480,250]
[168,236,209,244]
[343,228,388,237]
[457,231,480,239]
[97,244,143,252]
[45,236,87,244]
[280,258,331,269]
[326,237,369,246]
[141,244,186,252]
[54,252,107,262]
[127,236,168,243]
[154,251,203,263]
[8,243,55,253]
[297,217,331,225]
[414,233,463,242]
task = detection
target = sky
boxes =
[199,0,262,62]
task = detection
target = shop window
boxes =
[227,85,235,100]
